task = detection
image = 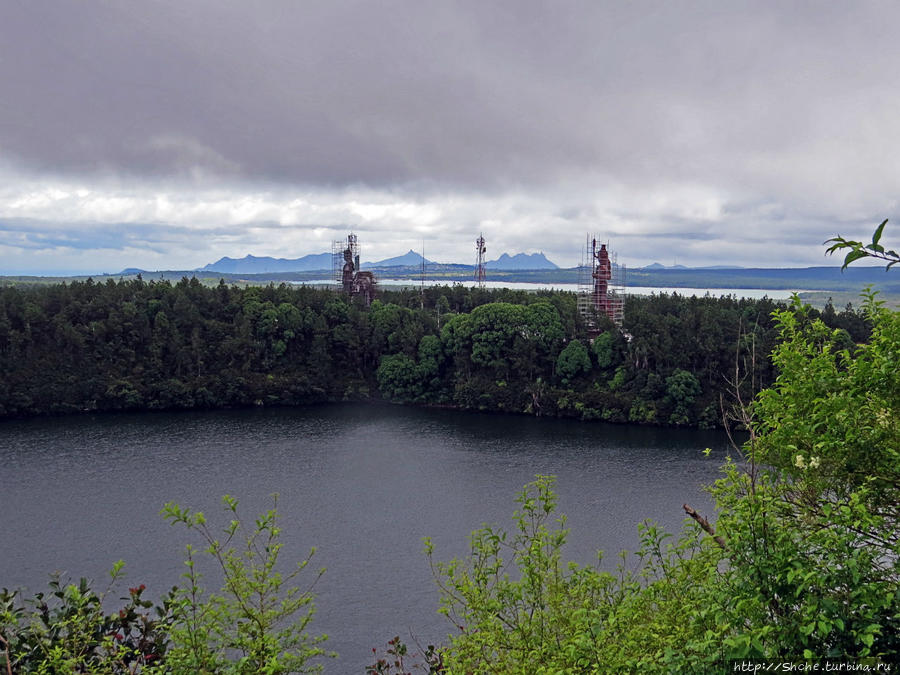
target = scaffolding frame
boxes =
[332,233,359,288]
[577,234,625,329]
[332,232,376,305]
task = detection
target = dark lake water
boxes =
[0,404,732,672]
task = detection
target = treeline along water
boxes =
[0,404,732,672]
[0,279,871,425]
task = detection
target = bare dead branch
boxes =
[683,504,728,549]
[0,630,12,675]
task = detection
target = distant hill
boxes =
[364,250,432,268]
[643,262,747,270]
[643,262,688,270]
[486,252,558,270]
[198,253,333,273]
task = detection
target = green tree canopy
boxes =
[556,339,591,384]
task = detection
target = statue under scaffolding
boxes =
[332,233,377,305]
[577,235,625,330]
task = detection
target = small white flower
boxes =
[809,456,821,469]
[794,454,806,469]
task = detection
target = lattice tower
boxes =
[474,234,487,288]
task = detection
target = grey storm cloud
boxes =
[0,218,250,252]
[2,1,897,190]
[1,1,900,273]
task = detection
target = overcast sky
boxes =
[1,1,899,274]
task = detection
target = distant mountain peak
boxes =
[486,252,558,270]
[365,250,432,268]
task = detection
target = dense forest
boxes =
[0,276,870,427]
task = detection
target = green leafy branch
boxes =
[825,219,900,270]
[160,494,330,673]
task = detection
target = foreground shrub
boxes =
[0,495,329,674]
[160,494,329,673]
[424,476,724,673]
[0,565,168,673]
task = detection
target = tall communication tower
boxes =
[577,235,625,330]
[474,233,487,288]
[420,241,426,309]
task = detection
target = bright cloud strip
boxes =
[0,170,874,275]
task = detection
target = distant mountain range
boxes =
[198,253,333,273]
[642,263,744,270]
[195,250,559,273]
[194,254,741,275]
[108,253,899,297]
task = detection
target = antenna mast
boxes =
[474,233,486,288]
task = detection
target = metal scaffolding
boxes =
[332,232,376,305]
[577,235,625,329]
[332,233,359,287]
